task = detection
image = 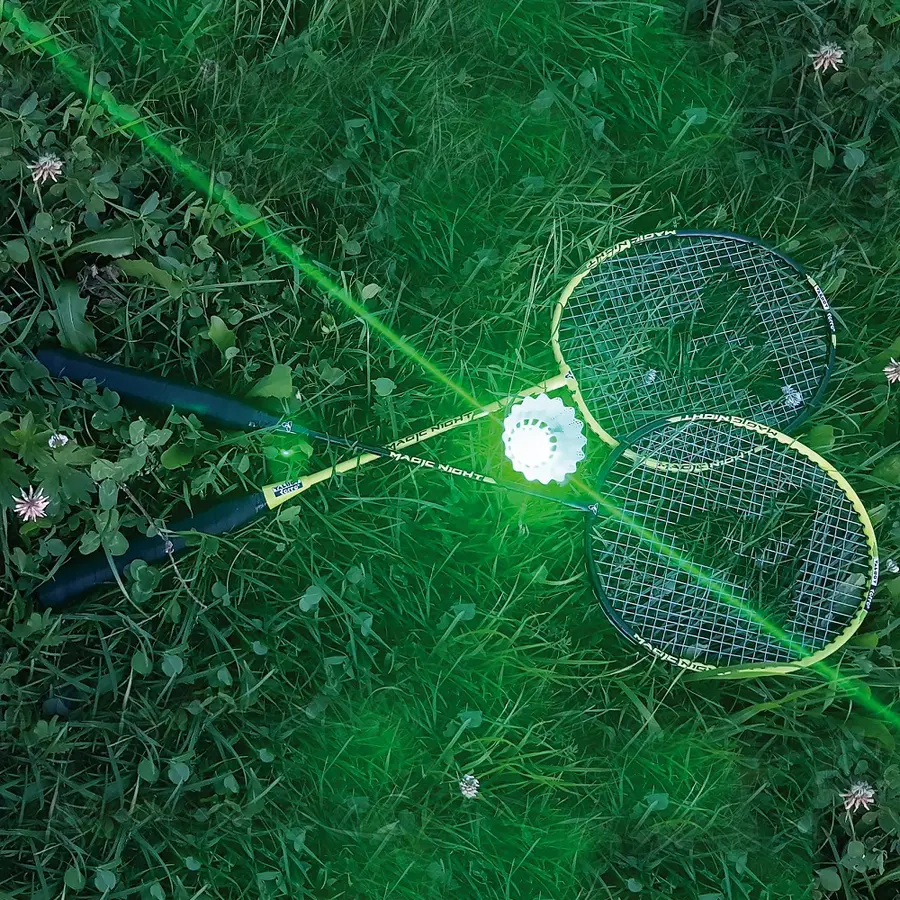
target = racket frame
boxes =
[585,412,878,677]
[550,229,838,449]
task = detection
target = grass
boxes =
[2,0,900,898]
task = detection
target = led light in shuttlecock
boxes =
[502,394,587,484]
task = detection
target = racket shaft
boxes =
[273,436,594,512]
[262,373,571,508]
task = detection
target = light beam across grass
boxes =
[2,2,483,413]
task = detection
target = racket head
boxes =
[552,230,837,447]
[586,414,877,677]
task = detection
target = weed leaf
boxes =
[63,224,135,259]
[208,315,236,351]
[51,281,96,353]
[248,364,293,398]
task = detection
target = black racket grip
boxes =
[38,492,268,609]
[36,347,285,433]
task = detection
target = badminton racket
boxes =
[36,348,586,606]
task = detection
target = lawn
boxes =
[2,0,900,898]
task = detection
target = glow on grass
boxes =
[8,5,897,728]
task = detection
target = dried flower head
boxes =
[781,384,804,409]
[48,433,69,449]
[884,358,900,384]
[27,153,64,185]
[810,43,845,74]
[840,781,875,814]
[79,263,121,299]
[200,58,218,81]
[13,486,51,522]
[459,774,480,799]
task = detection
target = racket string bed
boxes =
[570,255,825,427]
[792,504,867,647]
[559,235,832,437]
[590,418,872,668]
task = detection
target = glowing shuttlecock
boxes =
[502,394,587,485]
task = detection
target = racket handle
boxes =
[38,492,268,609]
[36,347,284,433]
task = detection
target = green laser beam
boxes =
[4,3,482,412]
[8,4,897,729]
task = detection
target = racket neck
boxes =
[297,426,499,485]
[297,426,452,467]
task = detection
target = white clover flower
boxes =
[459,774,480,799]
[810,43,845,74]
[27,153,64,185]
[200,58,218,81]
[48,433,69,449]
[883,358,900,384]
[781,384,804,409]
[840,781,875,814]
[14,486,51,522]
